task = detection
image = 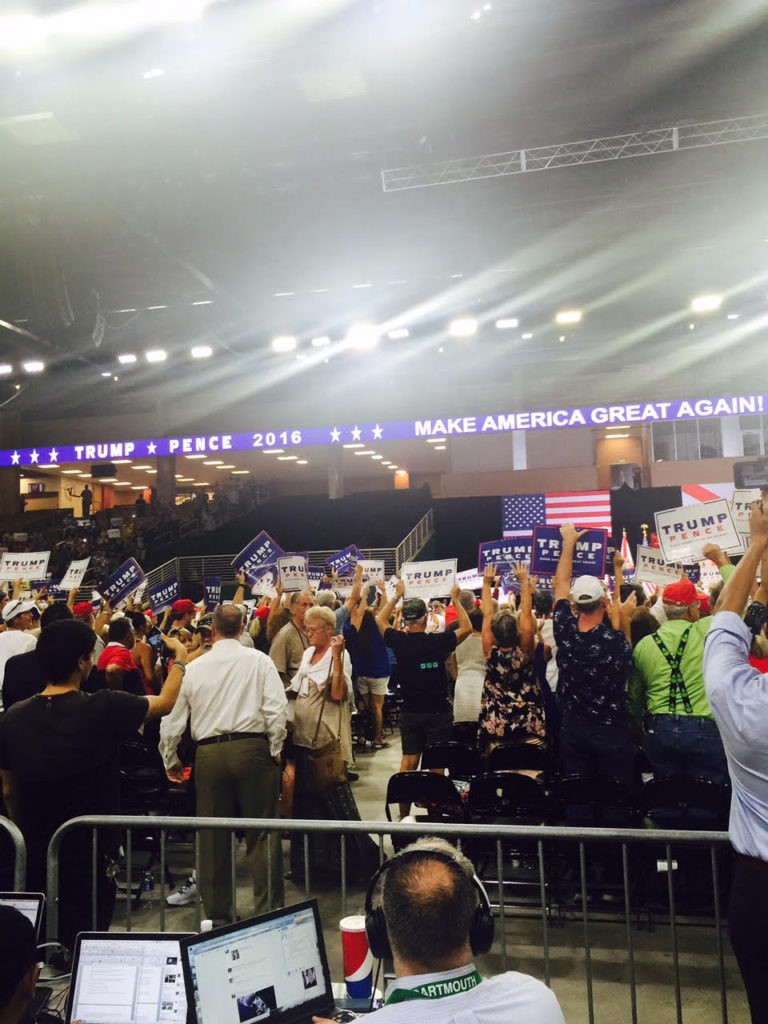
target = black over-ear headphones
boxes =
[364,847,494,961]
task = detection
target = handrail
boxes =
[144,511,436,590]
[395,508,434,569]
[0,815,27,891]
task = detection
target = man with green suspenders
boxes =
[631,576,729,784]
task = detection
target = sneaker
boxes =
[166,875,197,906]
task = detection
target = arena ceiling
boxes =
[0,0,767,439]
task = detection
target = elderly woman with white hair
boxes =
[288,605,369,876]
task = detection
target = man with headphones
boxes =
[313,838,565,1023]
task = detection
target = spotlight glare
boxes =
[311,336,331,347]
[272,335,297,353]
[118,353,137,365]
[555,309,582,325]
[448,318,478,338]
[495,318,519,330]
[22,360,45,373]
[345,322,380,350]
[0,364,12,375]
[690,294,723,313]
[387,327,410,340]
[145,349,167,363]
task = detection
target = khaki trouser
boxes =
[195,737,283,925]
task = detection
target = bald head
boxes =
[212,604,244,639]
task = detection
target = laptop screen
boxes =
[180,901,334,1024]
[67,933,190,1024]
[0,892,44,937]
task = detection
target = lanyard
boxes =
[651,624,693,714]
[385,968,483,1005]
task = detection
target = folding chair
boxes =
[421,741,483,782]
[385,771,468,850]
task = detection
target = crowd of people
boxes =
[2,509,768,1021]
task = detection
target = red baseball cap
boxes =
[171,599,197,615]
[662,579,699,606]
[72,601,94,617]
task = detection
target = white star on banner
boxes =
[147,441,157,454]
[351,426,362,441]
[330,427,341,443]
[30,449,39,464]
[10,451,19,465]
[48,448,59,462]
[372,424,383,439]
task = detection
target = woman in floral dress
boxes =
[477,562,546,756]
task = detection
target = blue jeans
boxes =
[643,714,728,785]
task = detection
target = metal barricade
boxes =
[46,815,740,1024]
[0,815,27,891]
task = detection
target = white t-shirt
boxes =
[370,967,565,1024]
[0,629,37,711]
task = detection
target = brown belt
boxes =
[197,732,267,746]
[736,852,768,874]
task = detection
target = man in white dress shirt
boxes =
[160,603,287,926]
[703,500,768,1023]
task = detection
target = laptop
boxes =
[180,900,359,1024]
[0,892,45,936]
[0,893,51,1020]
[65,931,192,1024]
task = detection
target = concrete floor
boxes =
[110,734,751,1024]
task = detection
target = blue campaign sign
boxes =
[101,557,146,607]
[326,545,361,576]
[149,575,180,613]
[232,531,285,584]
[531,526,608,577]
[203,576,222,612]
[478,538,533,573]
[681,564,702,584]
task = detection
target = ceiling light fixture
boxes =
[495,318,519,329]
[261,449,285,455]
[145,349,167,363]
[216,464,236,469]
[388,328,410,340]
[118,353,137,364]
[448,318,478,338]
[426,438,447,444]
[22,360,44,373]
[354,450,376,456]
[203,460,223,465]
[555,309,582,325]
[691,294,723,313]
[296,460,309,465]
[343,443,365,450]
[185,455,207,460]
[277,455,298,461]
[311,336,331,347]
[345,322,380,350]
[191,345,213,359]
[132,465,152,470]
[0,364,12,375]
[272,335,297,353]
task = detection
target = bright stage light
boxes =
[118,353,137,364]
[22,360,45,373]
[145,349,167,363]
[690,294,723,313]
[191,345,213,359]
[272,335,297,353]
[495,318,519,329]
[448,318,478,338]
[345,323,380,350]
[555,309,582,326]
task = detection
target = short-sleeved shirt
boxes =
[383,628,457,713]
[269,621,309,688]
[553,599,632,726]
[0,689,148,845]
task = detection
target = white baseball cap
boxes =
[571,576,605,607]
[2,599,38,623]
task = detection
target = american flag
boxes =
[503,490,613,538]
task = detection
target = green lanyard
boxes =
[385,968,483,1005]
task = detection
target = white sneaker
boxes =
[166,876,197,906]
